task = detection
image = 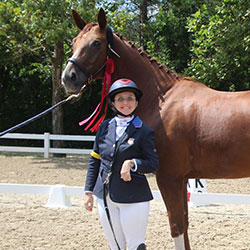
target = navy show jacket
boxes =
[84,116,159,203]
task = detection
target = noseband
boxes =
[66,25,119,89]
[67,57,106,85]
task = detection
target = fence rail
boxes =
[0,133,95,158]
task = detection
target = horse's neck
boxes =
[112,35,177,97]
[111,34,178,123]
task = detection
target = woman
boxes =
[84,79,159,250]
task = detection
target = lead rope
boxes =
[0,57,115,137]
[0,92,83,138]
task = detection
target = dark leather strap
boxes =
[102,131,127,250]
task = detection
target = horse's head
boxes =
[62,8,114,94]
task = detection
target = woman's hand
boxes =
[120,160,133,182]
[84,193,94,211]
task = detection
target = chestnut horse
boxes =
[62,8,250,250]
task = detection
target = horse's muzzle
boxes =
[61,64,87,94]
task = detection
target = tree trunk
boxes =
[51,41,65,157]
[139,0,148,50]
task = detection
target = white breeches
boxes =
[97,195,150,250]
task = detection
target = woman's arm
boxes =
[133,128,159,174]
[120,127,159,181]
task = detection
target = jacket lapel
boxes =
[108,116,143,147]
[124,123,135,143]
[107,118,116,144]
[122,116,143,144]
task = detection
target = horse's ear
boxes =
[72,10,86,30]
[98,8,107,29]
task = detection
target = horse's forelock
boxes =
[82,23,98,33]
[72,23,98,45]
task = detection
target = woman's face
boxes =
[112,91,138,117]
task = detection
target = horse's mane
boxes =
[116,34,182,82]
[74,23,188,83]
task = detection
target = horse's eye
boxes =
[91,40,102,49]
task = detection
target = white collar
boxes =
[115,116,134,127]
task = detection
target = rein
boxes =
[0,26,119,137]
[0,85,86,138]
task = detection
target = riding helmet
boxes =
[108,79,143,102]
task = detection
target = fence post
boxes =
[44,133,50,158]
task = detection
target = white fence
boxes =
[0,183,163,207]
[0,133,95,158]
[1,183,250,208]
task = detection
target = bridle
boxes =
[66,57,106,86]
[66,25,120,93]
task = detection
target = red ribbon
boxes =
[78,58,115,132]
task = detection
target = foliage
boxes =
[186,0,250,90]
[0,0,96,138]
[143,0,220,73]
[0,0,96,59]
[144,5,190,72]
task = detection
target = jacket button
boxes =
[113,144,115,147]
[110,153,114,157]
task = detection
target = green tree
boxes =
[186,0,250,90]
[98,0,168,48]
[144,0,218,73]
[0,1,52,136]
[0,0,96,148]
